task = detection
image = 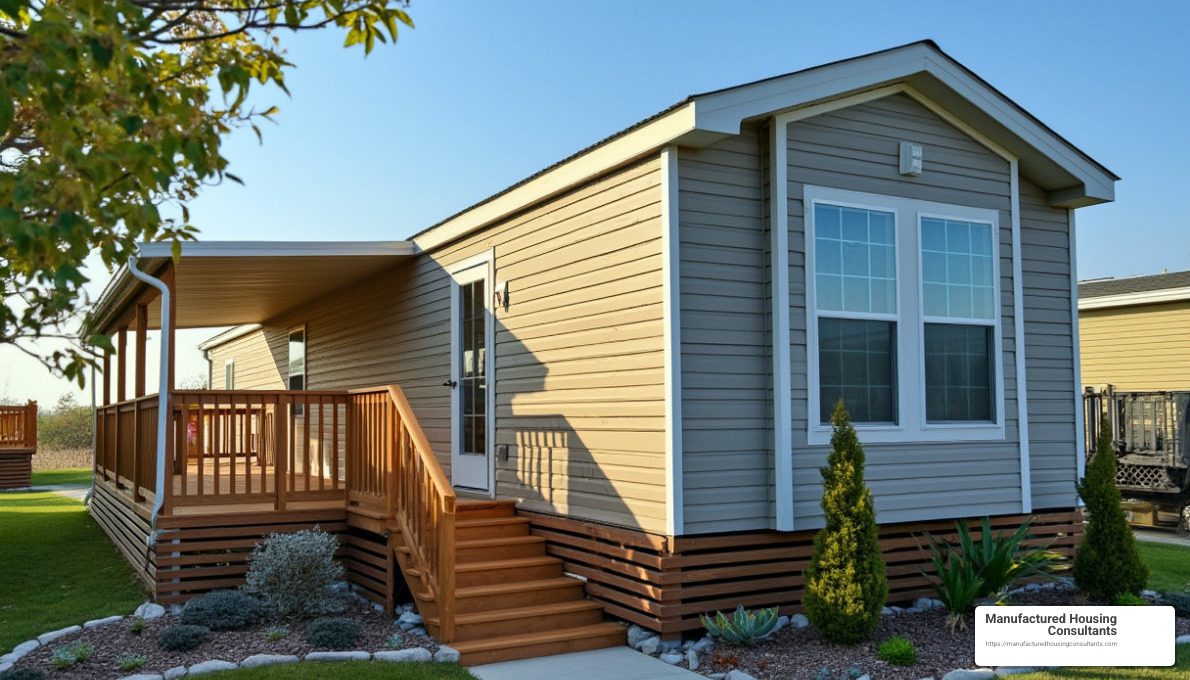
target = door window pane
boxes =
[459,280,487,456]
[814,203,897,315]
[818,318,897,424]
[925,324,994,422]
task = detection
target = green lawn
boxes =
[29,467,92,487]
[1137,541,1190,593]
[203,661,476,679]
[1011,644,1190,679]
[0,490,144,651]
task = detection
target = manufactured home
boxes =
[87,41,1113,664]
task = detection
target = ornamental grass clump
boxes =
[699,606,779,646]
[876,635,917,666]
[245,528,345,617]
[804,401,887,644]
[1074,415,1148,602]
[50,641,92,669]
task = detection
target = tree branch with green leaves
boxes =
[0,0,413,384]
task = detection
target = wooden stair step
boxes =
[428,600,605,641]
[456,535,547,562]
[455,555,563,587]
[454,576,586,612]
[455,499,518,519]
[455,516,531,540]
[449,622,625,666]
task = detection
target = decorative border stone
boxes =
[84,615,125,628]
[37,625,81,645]
[375,648,432,663]
[188,659,238,675]
[304,651,372,662]
[240,654,300,668]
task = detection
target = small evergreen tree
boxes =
[1074,415,1148,601]
[804,401,888,644]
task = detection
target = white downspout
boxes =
[84,364,96,506]
[126,256,171,545]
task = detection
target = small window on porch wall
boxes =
[224,359,235,390]
[288,327,306,415]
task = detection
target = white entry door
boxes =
[449,255,494,493]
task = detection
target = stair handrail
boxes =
[379,385,457,642]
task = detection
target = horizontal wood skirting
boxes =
[519,508,1083,636]
[92,481,351,604]
[0,451,34,489]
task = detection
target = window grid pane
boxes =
[815,204,897,315]
[818,318,897,424]
[921,217,995,320]
[925,323,993,422]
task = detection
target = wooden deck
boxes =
[0,401,37,489]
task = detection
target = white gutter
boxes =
[126,256,171,544]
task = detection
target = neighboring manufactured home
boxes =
[1079,270,1190,391]
[86,41,1114,663]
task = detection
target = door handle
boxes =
[443,380,457,388]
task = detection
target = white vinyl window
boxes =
[805,185,1005,445]
[224,359,235,391]
[288,327,306,391]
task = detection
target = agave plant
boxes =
[699,605,779,646]
[924,517,1066,633]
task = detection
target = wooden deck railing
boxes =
[96,395,158,500]
[167,390,351,511]
[348,386,457,642]
[0,401,37,451]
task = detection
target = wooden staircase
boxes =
[347,386,623,667]
[392,499,624,665]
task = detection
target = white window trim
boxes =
[804,184,1007,446]
[447,249,497,498]
[224,358,235,391]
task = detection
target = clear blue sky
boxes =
[3,0,1188,405]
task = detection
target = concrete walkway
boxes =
[470,647,703,680]
[2,484,89,501]
[1135,527,1190,547]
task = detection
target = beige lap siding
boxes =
[207,329,286,390]
[200,157,668,534]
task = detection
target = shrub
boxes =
[876,635,917,666]
[699,606,779,646]
[306,617,360,650]
[50,641,93,669]
[116,654,147,672]
[245,528,345,617]
[924,516,1065,631]
[127,615,145,635]
[0,669,46,680]
[38,394,93,450]
[1074,416,1148,602]
[158,624,211,651]
[804,401,887,644]
[1114,592,1146,606]
[181,590,265,631]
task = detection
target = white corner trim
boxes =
[770,121,794,532]
[1077,285,1190,310]
[1011,160,1033,514]
[1070,209,1086,487]
[661,146,684,537]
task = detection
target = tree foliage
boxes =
[0,0,413,383]
[38,392,92,449]
[804,400,887,644]
[1074,415,1148,601]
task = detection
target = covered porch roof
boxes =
[91,240,416,333]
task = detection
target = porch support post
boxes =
[102,349,111,406]
[117,326,128,403]
[135,303,148,398]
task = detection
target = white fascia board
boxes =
[197,324,263,351]
[414,105,699,253]
[136,240,417,258]
[693,43,1114,204]
[1077,286,1190,310]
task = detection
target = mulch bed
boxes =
[11,597,435,680]
[703,590,1190,680]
